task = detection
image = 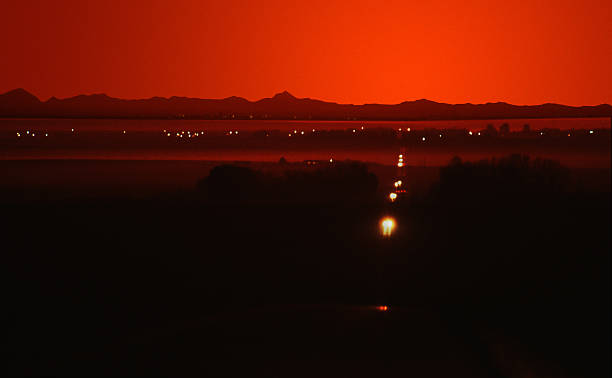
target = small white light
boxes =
[589,130,594,134]
[422,137,426,141]
[469,131,473,135]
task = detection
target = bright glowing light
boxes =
[329,158,333,163]
[422,137,426,141]
[396,180,402,187]
[294,130,297,133]
[312,129,315,132]
[377,305,389,311]
[389,192,397,202]
[167,133,171,136]
[32,133,35,136]
[397,162,404,167]
[361,126,364,130]
[468,131,473,135]
[123,130,126,134]
[71,129,74,132]
[398,154,403,159]
[398,128,402,131]
[301,131,304,135]
[45,133,48,137]
[352,129,356,133]
[26,130,30,134]
[229,131,233,134]
[380,217,396,237]
[589,130,594,134]
[439,134,442,138]
[567,133,571,136]
[477,132,481,136]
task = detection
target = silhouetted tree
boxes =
[522,124,531,134]
[499,123,510,136]
[435,154,570,205]
[484,124,498,137]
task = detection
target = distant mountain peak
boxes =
[1,88,40,102]
[272,91,296,100]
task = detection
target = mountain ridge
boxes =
[1,88,610,120]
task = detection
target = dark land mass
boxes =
[2,88,611,120]
[4,156,610,376]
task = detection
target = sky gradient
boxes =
[1,0,610,105]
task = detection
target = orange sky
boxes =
[1,0,610,105]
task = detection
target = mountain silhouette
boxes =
[1,88,610,120]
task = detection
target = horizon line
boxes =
[3,88,612,108]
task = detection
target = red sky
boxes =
[1,0,610,105]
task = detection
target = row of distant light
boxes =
[289,128,318,136]
[16,130,48,137]
[14,128,597,138]
[163,129,209,138]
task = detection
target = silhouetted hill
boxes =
[1,88,611,120]
[0,88,43,116]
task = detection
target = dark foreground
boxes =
[4,158,610,376]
